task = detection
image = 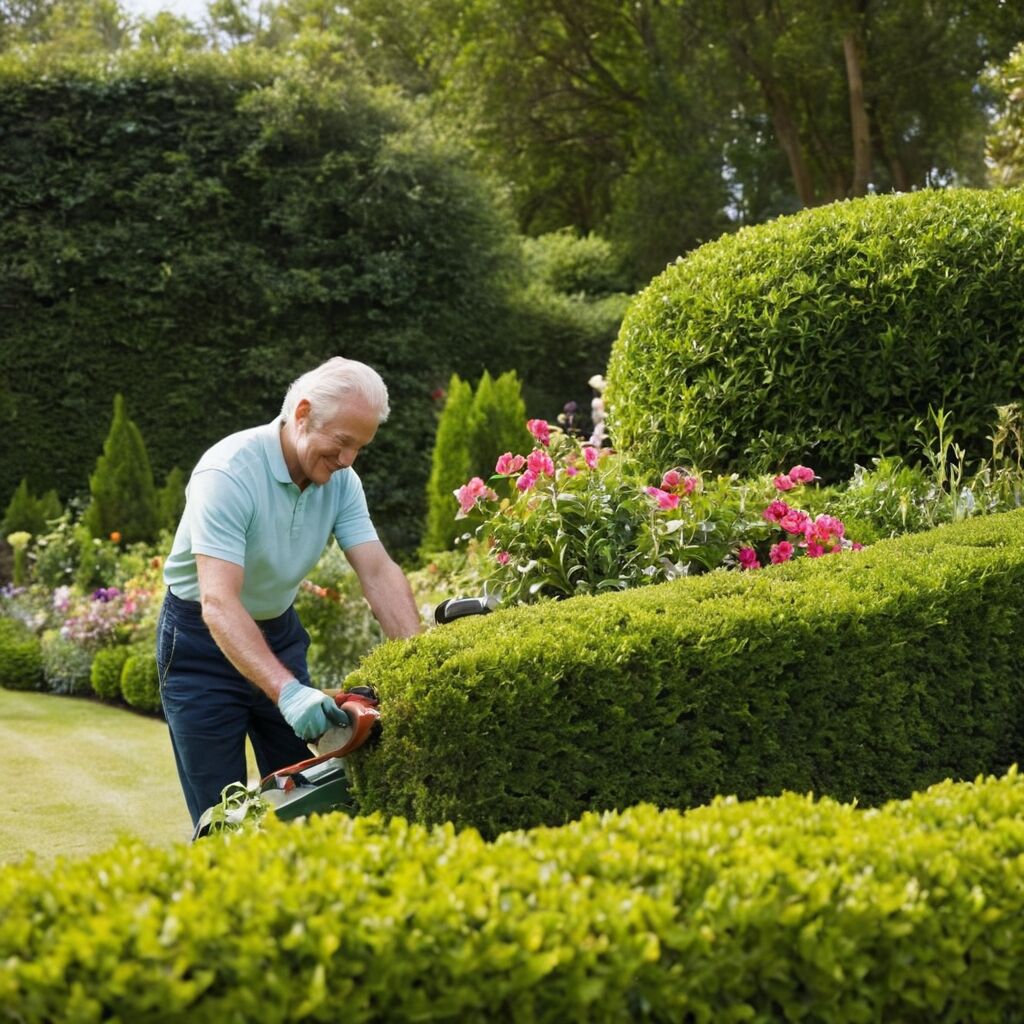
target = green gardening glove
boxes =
[278,679,349,741]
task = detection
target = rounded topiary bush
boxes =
[0,617,43,691]
[606,188,1024,478]
[90,644,131,701]
[120,650,161,713]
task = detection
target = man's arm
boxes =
[195,554,295,702]
[344,540,422,639]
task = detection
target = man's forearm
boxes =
[200,594,295,702]
[362,560,422,639]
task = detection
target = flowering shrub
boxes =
[455,422,740,603]
[59,582,155,649]
[454,422,862,605]
[730,468,863,571]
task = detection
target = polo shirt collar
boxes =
[262,418,295,485]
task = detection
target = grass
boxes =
[0,689,257,866]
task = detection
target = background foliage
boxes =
[0,48,528,554]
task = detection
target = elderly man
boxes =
[158,356,420,827]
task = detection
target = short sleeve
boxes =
[186,468,253,567]
[333,471,379,550]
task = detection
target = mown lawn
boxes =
[0,690,255,866]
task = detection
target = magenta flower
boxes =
[527,419,551,446]
[565,465,578,476]
[780,510,810,535]
[762,499,791,523]
[517,470,539,492]
[737,546,761,570]
[661,469,682,490]
[805,541,826,558]
[454,477,497,515]
[495,452,526,475]
[789,465,815,484]
[583,446,600,469]
[645,486,680,510]
[682,476,699,495]
[773,474,795,491]
[769,541,794,564]
[526,449,555,477]
[496,550,510,565]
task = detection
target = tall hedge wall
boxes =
[2,772,1023,1022]
[606,188,1024,479]
[0,50,522,553]
[347,510,1024,837]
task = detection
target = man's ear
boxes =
[294,398,313,429]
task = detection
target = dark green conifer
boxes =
[83,394,159,544]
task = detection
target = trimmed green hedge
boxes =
[348,510,1024,836]
[606,188,1024,478]
[1,771,1023,1022]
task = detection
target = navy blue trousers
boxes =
[156,589,313,826]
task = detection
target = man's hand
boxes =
[278,679,349,741]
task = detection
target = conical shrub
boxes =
[421,375,474,554]
[83,394,159,544]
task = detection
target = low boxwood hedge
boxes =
[1,770,1022,1022]
[347,510,1024,836]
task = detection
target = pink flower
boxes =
[804,514,844,547]
[774,474,795,491]
[454,477,497,515]
[737,546,761,570]
[769,541,794,564]
[780,510,810,534]
[526,449,555,477]
[661,469,682,490]
[527,419,551,446]
[789,465,815,484]
[762,500,791,523]
[805,541,826,558]
[583,446,599,469]
[496,551,510,565]
[645,486,680,510]
[682,476,699,495]
[495,452,526,475]
[516,470,538,492]
[851,542,865,551]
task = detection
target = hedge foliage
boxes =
[0,49,526,553]
[0,617,43,691]
[606,188,1024,479]
[347,510,1024,837]
[2,770,1023,1022]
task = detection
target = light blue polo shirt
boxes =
[163,419,379,619]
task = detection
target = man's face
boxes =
[295,395,379,487]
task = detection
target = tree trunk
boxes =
[843,28,872,196]
[762,82,817,207]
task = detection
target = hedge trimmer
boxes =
[193,596,495,839]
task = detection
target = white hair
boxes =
[280,357,390,426]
